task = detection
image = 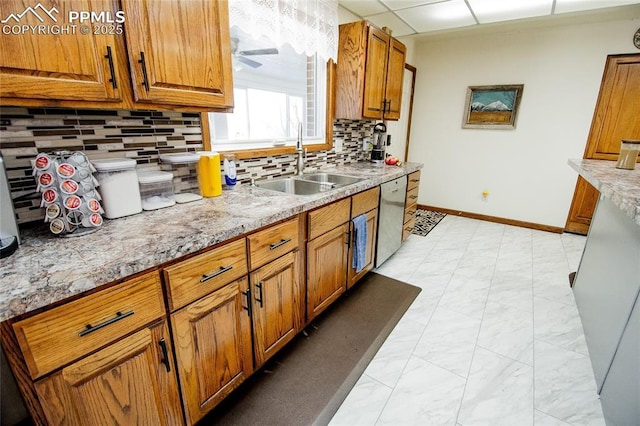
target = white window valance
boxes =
[228,0,338,61]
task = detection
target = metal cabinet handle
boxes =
[158,338,171,372]
[242,288,252,317]
[269,238,291,250]
[410,179,420,183]
[104,46,117,89]
[255,282,264,307]
[200,265,233,283]
[138,51,150,91]
[409,195,418,200]
[79,310,134,337]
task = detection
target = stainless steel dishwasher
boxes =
[376,176,407,267]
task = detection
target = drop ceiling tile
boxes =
[339,0,388,17]
[380,0,445,11]
[364,11,417,36]
[554,0,640,14]
[395,0,476,32]
[467,0,553,24]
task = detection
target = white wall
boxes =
[409,17,640,228]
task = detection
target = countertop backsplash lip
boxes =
[0,162,422,322]
[568,159,640,226]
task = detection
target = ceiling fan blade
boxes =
[238,56,262,68]
[239,48,279,56]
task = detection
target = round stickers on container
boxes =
[32,151,104,236]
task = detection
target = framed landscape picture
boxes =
[462,84,524,129]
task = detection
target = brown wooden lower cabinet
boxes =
[306,223,350,321]
[34,319,182,425]
[250,250,303,367]
[170,277,253,425]
[565,176,600,234]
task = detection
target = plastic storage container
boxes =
[197,151,222,197]
[138,170,176,210]
[159,153,202,203]
[92,158,142,219]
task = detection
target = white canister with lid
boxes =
[137,170,176,210]
[92,158,142,219]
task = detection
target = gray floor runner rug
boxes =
[199,272,421,426]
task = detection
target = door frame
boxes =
[403,64,417,162]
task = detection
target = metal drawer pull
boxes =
[269,238,291,250]
[79,310,134,337]
[138,51,150,92]
[410,179,420,183]
[200,265,233,283]
[242,289,252,317]
[158,338,171,372]
[255,282,264,307]
[104,46,117,89]
[409,195,418,200]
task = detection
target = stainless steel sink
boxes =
[301,173,363,187]
[255,177,333,195]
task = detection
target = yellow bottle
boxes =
[197,152,222,197]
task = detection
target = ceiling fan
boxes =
[230,37,279,68]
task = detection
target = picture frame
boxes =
[462,84,524,129]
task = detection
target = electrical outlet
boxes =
[334,138,343,152]
[363,138,370,151]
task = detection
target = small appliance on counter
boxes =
[1,155,20,258]
[370,122,391,165]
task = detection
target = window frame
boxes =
[201,60,335,159]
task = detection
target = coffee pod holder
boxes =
[32,151,104,237]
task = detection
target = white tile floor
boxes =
[329,215,605,426]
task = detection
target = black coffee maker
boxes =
[370,123,387,164]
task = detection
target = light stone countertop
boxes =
[0,162,422,322]
[568,159,640,226]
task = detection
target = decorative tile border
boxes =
[0,107,374,224]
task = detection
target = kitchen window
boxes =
[206,27,330,155]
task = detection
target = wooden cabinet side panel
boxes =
[335,21,368,119]
[383,38,406,120]
[565,177,600,234]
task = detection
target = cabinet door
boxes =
[0,0,122,102]
[250,251,302,367]
[171,278,253,425]
[120,0,234,108]
[307,223,349,321]
[362,26,390,120]
[34,320,182,426]
[347,209,378,289]
[383,38,406,120]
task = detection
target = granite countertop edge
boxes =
[568,159,640,227]
[0,162,422,322]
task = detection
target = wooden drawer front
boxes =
[407,170,421,191]
[351,186,380,218]
[403,216,416,241]
[406,186,419,207]
[404,202,417,224]
[248,217,299,270]
[13,271,165,379]
[163,239,248,311]
[308,198,351,241]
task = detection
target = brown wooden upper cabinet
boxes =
[0,0,234,111]
[335,20,406,121]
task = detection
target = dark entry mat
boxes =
[198,272,421,426]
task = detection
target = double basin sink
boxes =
[255,173,364,195]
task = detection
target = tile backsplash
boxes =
[0,107,373,224]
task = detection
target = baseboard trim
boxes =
[419,205,564,234]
